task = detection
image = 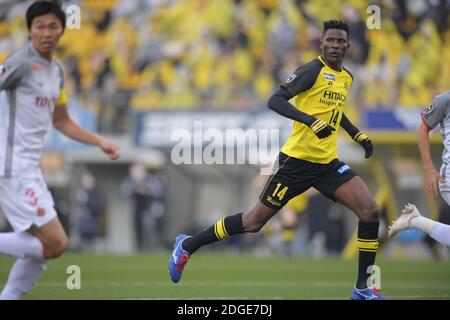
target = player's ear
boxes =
[58,23,65,36]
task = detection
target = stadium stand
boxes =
[0,0,448,134]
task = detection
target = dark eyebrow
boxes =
[324,36,347,41]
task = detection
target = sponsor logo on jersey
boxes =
[324,72,335,81]
[284,73,297,84]
[265,196,282,207]
[32,63,44,72]
[323,90,346,101]
[35,96,56,109]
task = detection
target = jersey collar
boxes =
[318,55,342,72]
[27,42,54,65]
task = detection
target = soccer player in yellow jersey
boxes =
[169,20,384,300]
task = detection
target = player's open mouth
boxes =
[41,41,53,48]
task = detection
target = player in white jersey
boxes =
[389,91,450,247]
[0,1,119,299]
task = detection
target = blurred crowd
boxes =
[0,0,449,133]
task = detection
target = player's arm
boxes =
[417,121,442,198]
[52,101,120,160]
[267,60,335,139]
[340,113,373,158]
[419,96,447,198]
[268,87,335,138]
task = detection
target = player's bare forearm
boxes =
[418,121,443,197]
[52,104,120,160]
[417,122,435,171]
[53,106,101,145]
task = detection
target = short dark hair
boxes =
[26,1,66,31]
[323,20,349,37]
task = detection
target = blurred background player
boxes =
[389,91,450,248]
[120,163,166,250]
[75,172,104,250]
[0,1,119,300]
[169,20,385,300]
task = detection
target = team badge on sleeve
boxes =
[424,104,434,114]
[284,73,297,84]
[0,64,6,77]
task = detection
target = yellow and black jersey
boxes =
[280,56,353,163]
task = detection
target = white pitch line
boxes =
[25,280,450,290]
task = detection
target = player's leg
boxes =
[28,217,69,259]
[388,203,434,236]
[332,176,385,299]
[0,177,68,300]
[169,202,279,283]
[0,176,69,259]
[428,191,450,246]
[0,179,45,259]
[389,198,450,247]
[182,202,277,255]
[0,218,68,300]
[0,257,46,300]
[169,152,307,283]
[314,161,384,299]
[0,231,44,259]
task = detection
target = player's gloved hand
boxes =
[354,132,373,158]
[309,119,336,139]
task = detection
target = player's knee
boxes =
[246,221,265,233]
[45,235,69,259]
[242,214,266,233]
[359,203,380,222]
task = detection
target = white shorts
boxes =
[0,175,57,232]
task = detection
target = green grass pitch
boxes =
[1,252,449,300]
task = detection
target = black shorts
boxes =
[259,152,357,210]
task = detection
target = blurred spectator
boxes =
[304,189,346,257]
[0,0,448,131]
[75,173,104,250]
[272,193,308,259]
[120,163,165,250]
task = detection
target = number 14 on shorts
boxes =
[272,183,288,201]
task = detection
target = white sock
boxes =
[430,222,450,247]
[0,232,43,259]
[410,215,436,234]
[0,257,47,300]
